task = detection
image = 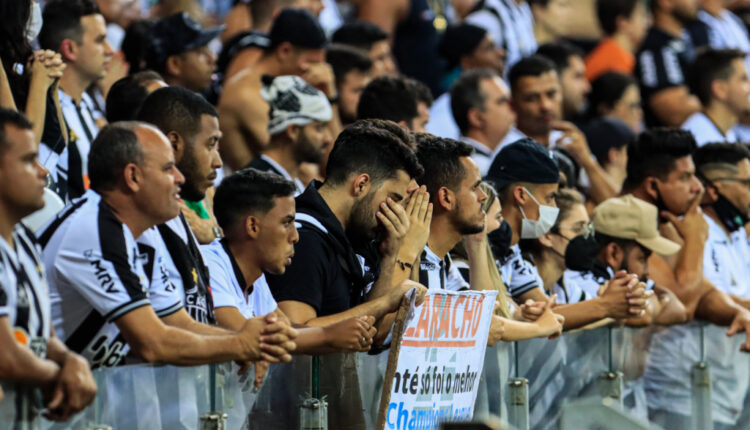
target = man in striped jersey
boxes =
[38,0,114,201]
[0,109,96,423]
[38,122,297,370]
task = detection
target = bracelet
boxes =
[396,259,413,271]
[212,226,223,239]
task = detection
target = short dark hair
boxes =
[121,20,155,74]
[688,48,746,106]
[414,133,474,201]
[106,71,163,123]
[332,21,388,51]
[214,168,297,232]
[357,76,419,125]
[39,0,99,51]
[588,71,637,116]
[596,0,640,35]
[88,122,145,192]
[326,44,373,87]
[136,86,217,141]
[623,128,697,190]
[508,54,557,90]
[0,108,33,156]
[325,119,423,186]
[450,68,498,134]
[536,41,584,75]
[693,142,750,177]
[405,77,434,107]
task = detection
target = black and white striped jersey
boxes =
[136,213,215,324]
[38,190,178,368]
[0,225,51,358]
[417,245,469,292]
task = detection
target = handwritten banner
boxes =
[378,289,497,430]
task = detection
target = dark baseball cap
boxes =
[485,138,559,189]
[147,13,225,69]
[438,23,487,68]
[269,9,327,50]
[583,117,635,164]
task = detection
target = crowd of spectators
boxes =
[3,0,750,428]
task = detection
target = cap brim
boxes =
[635,236,681,256]
[185,25,226,51]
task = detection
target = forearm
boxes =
[556,299,608,330]
[673,241,705,293]
[466,240,492,291]
[500,318,554,341]
[139,325,248,366]
[303,298,390,327]
[653,287,688,325]
[291,326,339,355]
[25,79,48,145]
[45,336,72,366]
[694,287,742,326]
[732,295,750,311]
[374,312,396,345]
[0,64,16,111]
[0,344,59,386]
[580,159,618,204]
[367,254,397,300]
[162,309,234,335]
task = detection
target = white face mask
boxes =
[518,187,559,239]
[26,2,43,44]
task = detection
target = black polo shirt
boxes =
[266,182,373,317]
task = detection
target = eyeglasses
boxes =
[552,221,595,240]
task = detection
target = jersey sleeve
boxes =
[265,229,329,314]
[202,247,242,311]
[504,255,543,299]
[136,229,182,317]
[55,219,150,322]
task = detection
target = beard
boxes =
[177,148,208,202]
[294,129,323,164]
[451,202,485,235]
[347,192,378,248]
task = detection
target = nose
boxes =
[36,159,49,180]
[478,186,488,203]
[174,166,185,186]
[104,40,114,56]
[291,225,299,244]
[212,149,223,169]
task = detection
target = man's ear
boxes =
[538,231,554,248]
[703,179,720,204]
[276,42,294,62]
[352,173,371,197]
[285,124,301,142]
[59,39,77,63]
[711,79,729,102]
[604,242,622,271]
[512,185,528,206]
[165,55,183,78]
[467,107,484,130]
[245,215,261,239]
[167,131,185,161]
[437,186,454,211]
[122,163,141,193]
[645,177,660,202]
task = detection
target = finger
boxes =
[417,190,429,220]
[687,187,705,213]
[281,340,297,352]
[405,186,420,216]
[46,385,64,410]
[382,200,405,230]
[362,315,376,326]
[367,326,377,338]
[423,202,433,225]
[376,210,397,234]
[260,343,289,357]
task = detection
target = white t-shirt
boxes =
[426,92,461,140]
[461,136,499,178]
[645,215,750,424]
[202,239,278,318]
[38,190,175,368]
[697,9,750,73]
[681,112,738,146]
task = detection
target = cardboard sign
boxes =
[377,289,497,430]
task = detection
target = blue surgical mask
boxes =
[518,187,559,239]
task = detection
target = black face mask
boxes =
[563,232,599,272]
[713,192,749,233]
[488,220,513,262]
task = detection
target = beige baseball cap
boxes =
[593,194,681,256]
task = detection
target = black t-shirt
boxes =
[635,27,695,127]
[266,183,369,316]
[392,0,444,96]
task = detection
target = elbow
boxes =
[131,343,163,363]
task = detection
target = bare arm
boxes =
[26,51,65,145]
[358,0,410,34]
[214,306,376,354]
[648,86,701,127]
[161,307,235,335]
[0,316,59,386]
[0,58,16,111]
[652,285,688,325]
[217,82,269,170]
[116,305,296,365]
[43,332,98,422]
